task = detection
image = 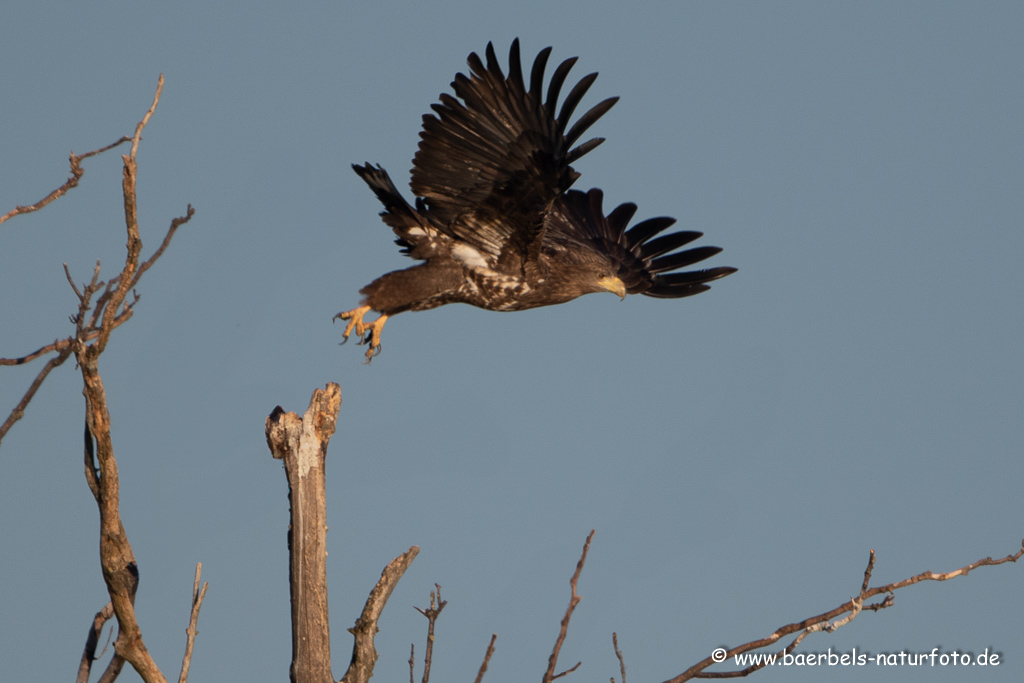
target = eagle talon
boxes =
[358,314,388,363]
[361,343,381,364]
[336,306,388,363]
[335,305,372,345]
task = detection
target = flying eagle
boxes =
[337,39,736,361]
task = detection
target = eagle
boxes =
[337,39,736,361]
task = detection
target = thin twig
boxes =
[414,584,447,683]
[472,634,498,683]
[131,205,195,288]
[60,269,85,311]
[129,76,163,161]
[612,633,626,683]
[178,563,209,683]
[861,549,876,592]
[543,530,594,683]
[0,337,72,366]
[408,644,415,683]
[80,137,135,161]
[553,662,582,680]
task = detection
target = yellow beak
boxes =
[597,275,627,300]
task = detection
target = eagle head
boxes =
[596,274,627,299]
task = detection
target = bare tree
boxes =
[2,79,1020,683]
[2,76,202,683]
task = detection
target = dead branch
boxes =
[178,563,209,683]
[0,137,130,226]
[132,206,195,289]
[473,634,498,683]
[0,337,72,366]
[543,530,594,683]
[669,540,1024,681]
[611,633,626,683]
[414,584,448,683]
[0,343,73,445]
[77,602,116,683]
[341,546,421,683]
[265,383,342,683]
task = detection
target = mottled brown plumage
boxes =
[337,39,736,361]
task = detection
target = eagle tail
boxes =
[352,163,437,257]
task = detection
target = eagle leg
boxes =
[334,306,388,363]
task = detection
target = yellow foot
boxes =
[334,306,389,363]
[360,314,388,363]
[334,305,372,342]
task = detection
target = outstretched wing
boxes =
[545,189,737,297]
[411,39,618,265]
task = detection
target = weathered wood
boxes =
[266,383,341,683]
[341,546,419,683]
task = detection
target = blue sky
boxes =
[1,2,1021,682]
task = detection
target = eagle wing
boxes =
[545,189,738,297]
[410,39,618,267]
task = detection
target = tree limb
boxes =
[414,584,447,683]
[543,530,594,683]
[178,563,209,683]
[669,540,1024,681]
[341,546,420,683]
[473,634,498,683]
[0,343,73,446]
[0,137,130,226]
[77,602,116,683]
[611,633,626,683]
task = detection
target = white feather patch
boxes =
[451,243,489,269]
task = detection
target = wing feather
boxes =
[641,232,708,259]
[529,47,552,102]
[623,217,677,249]
[648,246,724,273]
[411,39,617,266]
